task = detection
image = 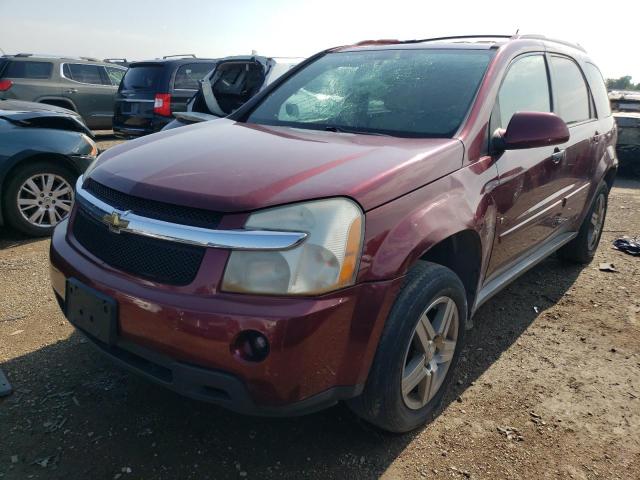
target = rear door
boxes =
[113,63,163,131]
[170,62,217,112]
[61,63,118,129]
[486,53,568,279]
[546,54,599,224]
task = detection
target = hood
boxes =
[89,119,464,212]
[0,99,92,137]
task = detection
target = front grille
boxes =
[84,178,222,228]
[72,205,205,286]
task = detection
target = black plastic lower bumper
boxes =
[82,333,362,416]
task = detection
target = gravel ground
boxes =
[1,135,639,479]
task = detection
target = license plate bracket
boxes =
[65,278,118,345]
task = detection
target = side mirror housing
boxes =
[493,111,570,151]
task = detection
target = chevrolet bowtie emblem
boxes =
[102,211,130,233]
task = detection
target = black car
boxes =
[0,99,97,236]
[112,55,218,137]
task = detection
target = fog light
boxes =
[232,330,270,362]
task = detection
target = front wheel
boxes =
[3,161,76,237]
[558,182,608,264]
[348,262,467,433]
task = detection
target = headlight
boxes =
[83,153,101,178]
[222,198,364,295]
[81,134,98,157]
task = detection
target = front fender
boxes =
[357,156,499,284]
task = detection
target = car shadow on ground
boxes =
[0,227,45,249]
[0,254,584,479]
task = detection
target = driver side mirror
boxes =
[492,111,570,151]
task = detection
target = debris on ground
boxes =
[613,236,640,256]
[0,368,12,397]
[598,262,618,272]
[33,454,59,468]
[497,426,524,441]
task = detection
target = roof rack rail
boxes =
[399,34,513,45]
[162,54,197,59]
[353,34,587,53]
[79,56,101,62]
[514,34,586,52]
[14,53,33,57]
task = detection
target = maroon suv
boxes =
[50,35,617,432]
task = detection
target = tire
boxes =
[348,261,468,433]
[3,161,77,237]
[558,182,608,264]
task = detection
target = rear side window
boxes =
[550,55,591,124]
[105,66,126,86]
[64,64,108,85]
[584,63,611,118]
[497,54,551,129]
[121,65,162,91]
[173,63,216,90]
[3,61,53,79]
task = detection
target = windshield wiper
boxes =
[323,125,393,137]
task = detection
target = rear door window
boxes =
[64,64,109,85]
[550,55,591,124]
[105,66,126,86]
[173,63,216,90]
[583,63,611,118]
[120,65,163,91]
[3,61,53,79]
[497,54,551,129]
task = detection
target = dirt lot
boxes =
[1,135,639,479]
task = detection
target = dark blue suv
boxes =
[112,55,217,138]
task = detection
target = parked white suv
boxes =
[162,56,302,129]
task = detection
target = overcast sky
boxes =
[1,0,638,81]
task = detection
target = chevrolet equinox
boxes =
[50,35,617,432]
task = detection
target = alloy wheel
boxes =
[402,296,459,410]
[16,174,74,228]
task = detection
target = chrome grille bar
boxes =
[75,177,307,251]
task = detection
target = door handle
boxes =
[591,131,600,143]
[64,88,78,94]
[551,148,565,165]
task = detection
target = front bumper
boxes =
[50,219,402,414]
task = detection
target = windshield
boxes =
[120,65,162,91]
[246,49,494,138]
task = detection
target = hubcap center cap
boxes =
[426,335,444,361]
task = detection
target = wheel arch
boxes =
[0,151,81,224]
[37,97,78,112]
[417,229,483,314]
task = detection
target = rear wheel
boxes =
[3,162,76,237]
[558,182,608,264]
[348,262,467,433]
